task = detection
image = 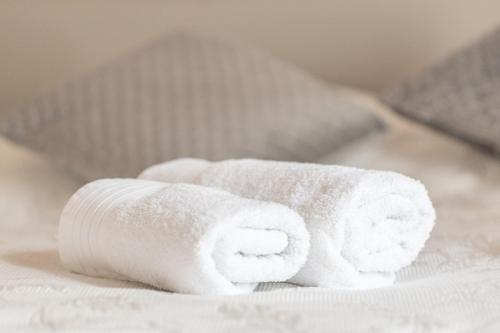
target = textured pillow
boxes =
[384,27,500,156]
[0,32,382,180]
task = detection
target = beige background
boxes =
[1,0,500,112]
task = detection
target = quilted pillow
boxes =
[0,32,383,180]
[384,27,500,157]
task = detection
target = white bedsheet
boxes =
[1,95,499,332]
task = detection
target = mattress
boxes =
[1,94,499,332]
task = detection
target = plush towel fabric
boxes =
[58,179,309,295]
[140,159,436,289]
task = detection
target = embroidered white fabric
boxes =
[0,93,499,332]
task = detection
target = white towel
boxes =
[58,179,309,295]
[139,159,436,289]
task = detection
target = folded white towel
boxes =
[58,179,309,295]
[140,159,436,289]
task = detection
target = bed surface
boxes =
[1,94,499,332]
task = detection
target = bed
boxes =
[1,90,499,332]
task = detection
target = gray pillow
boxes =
[0,32,383,180]
[384,27,500,156]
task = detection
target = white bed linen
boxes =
[0,94,499,332]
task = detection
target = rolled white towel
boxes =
[139,159,436,289]
[58,179,309,295]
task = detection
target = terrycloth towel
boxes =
[58,179,309,295]
[139,159,436,289]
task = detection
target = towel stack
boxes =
[59,159,435,295]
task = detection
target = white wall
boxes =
[1,0,500,111]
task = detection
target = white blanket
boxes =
[1,94,499,332]
[58,179,309,295]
